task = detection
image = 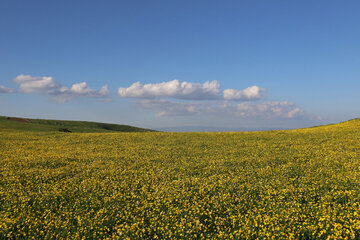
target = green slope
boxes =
[0,116,155,133]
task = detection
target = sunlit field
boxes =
[1,119,360,239]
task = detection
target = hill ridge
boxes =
[0,116,155,133]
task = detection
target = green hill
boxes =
[0,116,155,133]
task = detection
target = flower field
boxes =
[1,119,360,239]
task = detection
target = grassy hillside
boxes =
[0,116,155,133]
[0,119,360,239]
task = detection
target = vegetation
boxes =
[0,118,360,239]
[0,116,154,133]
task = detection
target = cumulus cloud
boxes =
[0,86,13,94]
[223,85,264,100]
[13,74,60,93]
[70,82,93,95]
[137,99,305,119]
[120,79,310,120]
[118,79,221,100]
[12,74,109,102]
[118,79,264,101]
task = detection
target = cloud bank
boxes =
[4,75,310,120]
[0,86,13,94]
[12,74,109,102]
[138,99,304,119]
[118,80,264,101]
[236,101,303,118]
[118,79,307,119]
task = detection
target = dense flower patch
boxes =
[1,120,360,239]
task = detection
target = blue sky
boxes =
[1,0,359,130]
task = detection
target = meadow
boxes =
[1,118,360,239]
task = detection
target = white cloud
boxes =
[118,79,222,100]
[70,82,94,95]
[223,85,264,100]
[287,107,302,118]
[99,85,109,96]
[138,99,207,117]
[121,79,310,120]
[0,86,13,94]
[13,74,60,93]
[12,74,109,102]
[236,101,304,118]
[137,99,305,119]
[118,79,265,101]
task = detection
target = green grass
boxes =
[0,116,155,133]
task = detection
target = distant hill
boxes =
[0,116,155,133]
[155,118,360,132]
[155,126,291,132]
